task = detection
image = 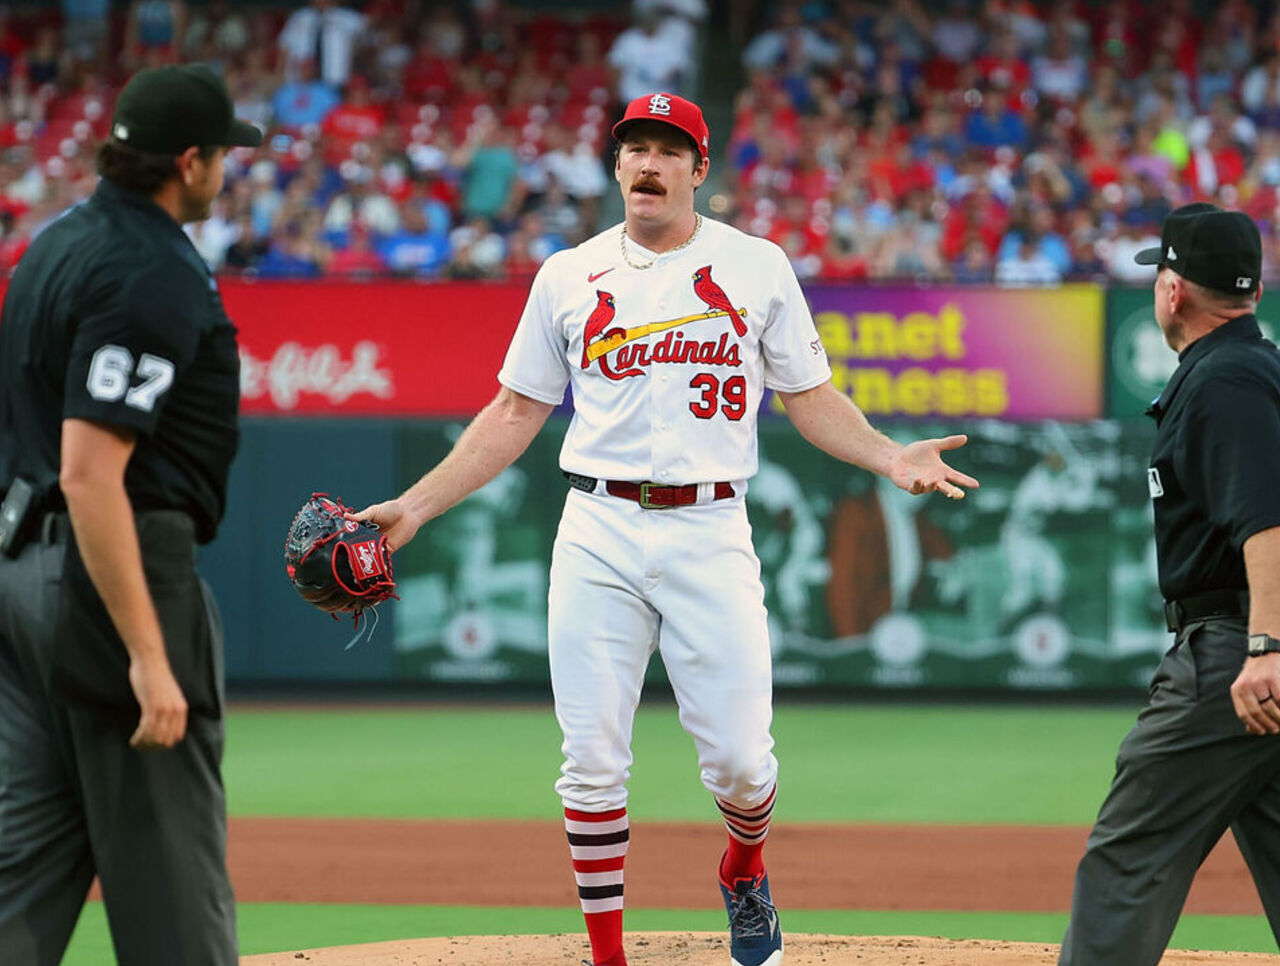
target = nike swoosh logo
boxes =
[588,268,615,283]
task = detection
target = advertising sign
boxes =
[1108,286,1280,417]
[800,285,1105,420]
[215,281,1105,420]
[219,280,529,416]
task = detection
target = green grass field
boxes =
[60,702,1278,962]
[222,703,1135,823]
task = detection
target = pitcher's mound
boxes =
[240,932,1277,965]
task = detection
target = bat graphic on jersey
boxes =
[583,307,749,365]
[692,266,748,337]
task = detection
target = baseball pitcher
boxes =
[355,92,978,966]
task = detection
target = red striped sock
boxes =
[565,807,628,966]
[716,785,775,885]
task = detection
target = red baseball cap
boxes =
[612,92,709,160]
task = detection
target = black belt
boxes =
[563,471,735,509]
[40,512,71,544]
[1163,589,1249,633]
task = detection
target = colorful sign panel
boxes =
[219,281,1105,419]
[799,284,1104,420]
[217,280,529,417]
[0,278,1106,419]
[1106,288,1173,418]
[1107,286,1280,417]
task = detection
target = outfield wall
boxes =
[193,280,1276,692]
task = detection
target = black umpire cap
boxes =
[1135,203,1262,296]
[110,64,263,155]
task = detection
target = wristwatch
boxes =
[1248,634,1280,657]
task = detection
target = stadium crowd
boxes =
[0,0,1277,285]
[727,0,1280,284]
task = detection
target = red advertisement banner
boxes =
[0,278,1107,419]
[219,280,529,416]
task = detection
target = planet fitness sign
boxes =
[795,285,1104,420]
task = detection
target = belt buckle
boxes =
[638,482,674,510]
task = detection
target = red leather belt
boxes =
[563,471,734,509]
[605,480,735,509]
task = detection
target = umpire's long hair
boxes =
[96,139,218,195]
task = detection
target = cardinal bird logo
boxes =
[581,290,623,369]
[692,266,747,337]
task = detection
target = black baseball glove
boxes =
[284,493,397,618]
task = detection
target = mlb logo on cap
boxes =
[613,91,710,160]
[1135,203,1262,296]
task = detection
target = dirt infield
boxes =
[229,818,1269,965]
[225,817,1261,914]
[240,933,1280,966]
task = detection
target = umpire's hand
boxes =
[128,655,189,748]
[1231,653,1280,736]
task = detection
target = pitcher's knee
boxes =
[555,758,629,812]
[701,750,777,805]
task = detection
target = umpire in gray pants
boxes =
[1060,204,1280,964]
[0,65,259,964]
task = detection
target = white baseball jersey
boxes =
[498,217,832,483]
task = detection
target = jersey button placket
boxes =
[646,294,677,483]
[651,407,675,483]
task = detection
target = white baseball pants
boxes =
[549,487,778,813]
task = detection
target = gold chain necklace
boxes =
[620,213,702,270]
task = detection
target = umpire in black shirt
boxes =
[1060,203,1280,964]
[0,66,259,964]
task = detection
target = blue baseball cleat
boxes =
[719,870,783,966]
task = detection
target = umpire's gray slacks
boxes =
[0,532,237,965]
[1060,618,1280,966]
